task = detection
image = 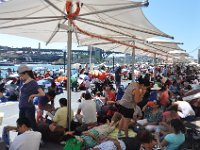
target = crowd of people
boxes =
[0,63,200,150]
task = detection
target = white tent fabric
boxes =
[168,50,187,54]
[0,0,172,53]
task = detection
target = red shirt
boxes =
[159,90,169,106]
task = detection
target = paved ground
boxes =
[0,90,90,150]
[0,90,82,134]
[0,80,130,150]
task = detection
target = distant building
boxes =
[91,47,103,61]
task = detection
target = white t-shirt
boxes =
[9,130,41,150]
[78,99,97,124]
[175,101,195,118]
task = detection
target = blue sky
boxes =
[0,0,200,58]
[142,0,200,59]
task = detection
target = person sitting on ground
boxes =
[76,91,97,126]
[104,85,116,104]
[50,98,74,130]
[104,85,117,116]
[3,117,41,150]
[35,88,56,123]
[37,98,74,143]
[169,80,179,96]
[149,83,161,101]
[173,100,196,121]
[0,83,7,103]
[158,85,170,110]
[157,119,185,150]
[93,91,104,116]
[137,101,163,132]
[159,104,180,135]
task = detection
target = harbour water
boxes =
[0,64,68,78]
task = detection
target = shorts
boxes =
[117,104,134,119]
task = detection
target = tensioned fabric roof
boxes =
[0,0,172,56]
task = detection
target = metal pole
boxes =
[64,50,66,73]
[132,42,135,82]
[89,46,92,68]
[76,17,173,39]
[79,2,148,17]
[67,20,72,131]
[154,53,156,80]
[113,55,115,71]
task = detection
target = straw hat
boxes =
[151,84,161,90]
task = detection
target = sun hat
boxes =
[17,65,32,74]
[151,84,161,90]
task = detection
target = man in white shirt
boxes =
[9,117,41,150]
[173,100,196,121]
[76,92,97,125]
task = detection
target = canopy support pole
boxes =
[79,1,148,17]
[76,17,172,39]
[64,50,66,73]
[154,53,156,80]
[89,46,92,68]
[67,2,73,131]
[67,18,72,131]
[113,55,115,71]
[132,41,135,82]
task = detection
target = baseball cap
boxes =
[17,65,32,74]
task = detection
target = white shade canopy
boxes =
[168,50,187,54]
[0,0,172,56]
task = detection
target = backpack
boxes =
[64,137,82,150]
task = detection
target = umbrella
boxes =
[0,0,172,130]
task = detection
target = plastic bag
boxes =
[63,137,82,150]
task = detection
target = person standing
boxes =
[17,65,45,131]
[115,64,122,90]
[117,75,150,137]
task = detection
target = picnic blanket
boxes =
[108,128,137,139]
